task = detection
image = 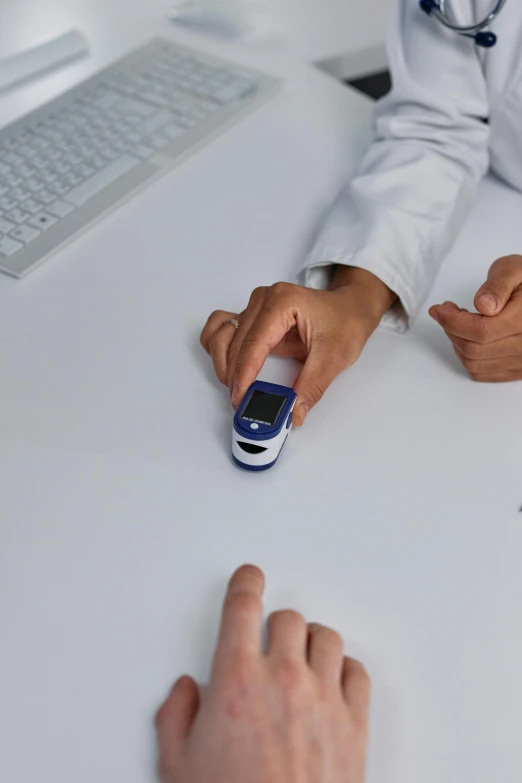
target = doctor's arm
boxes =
[201,0,491,417]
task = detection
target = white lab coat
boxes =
[301,0,522,331]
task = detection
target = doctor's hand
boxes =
[200,267,396,425]
[429,255,522,382]
[155,565,371,783]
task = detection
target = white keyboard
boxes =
[0,39,280,277]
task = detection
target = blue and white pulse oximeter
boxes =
[232,381,297,471]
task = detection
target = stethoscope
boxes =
[419,0,508,47]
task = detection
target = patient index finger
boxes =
[212,565,265,674]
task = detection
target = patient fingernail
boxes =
[231,384,239,405]
[429,308,440,323]
[477,293,497,311]
[299,403,308,424]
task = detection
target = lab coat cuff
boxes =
[297,252,419,334]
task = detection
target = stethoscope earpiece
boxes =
[419,0,438,15]
[474,31,497,47]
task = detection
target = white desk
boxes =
[1,19,522,783]
[0,0,389,84]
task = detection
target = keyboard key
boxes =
[62,172,83,188]
[10,187,32,203]
[47,200,74,218]
[26,178,44,194]
[5,173,22,188]
[0,218,16,234]
[93,90,121,111]
[32,156,48,170]
[3,138,22,152]
[117,97,156,117]
[66,155,140,206]
[63,152,83,167]
[161,124,184,141]
[196,99,220,116]
[177,116,197,129]
[36,189,56,205]
[213,84,249,103]
[54,161,71,175]
[10,224,40,244]
[149,134,170,150]
[23,198,43,215]
[142,110,172,135]
[99,147,120,162]
[40,168,60,185]
[0,236,23,257]
[124,132,142,145]
[3,152,24,166]
[0,196,18,212]
[132,145,155,160]
[6,208,30,225]
[77,164,95,178]
[29,212,58,231]
[90,155,107,170]
[31,136,51,150]
[52,180,71,196]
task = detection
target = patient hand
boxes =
[155,565,371,783]
[430,255,522,382]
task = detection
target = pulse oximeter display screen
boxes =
[241,390,287,426]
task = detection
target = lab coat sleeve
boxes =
[299,0,490,331]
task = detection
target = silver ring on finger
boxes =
[223,318,240,329]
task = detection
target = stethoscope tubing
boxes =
[432,0,508,34]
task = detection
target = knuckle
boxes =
[311,624,343,652]
[241,329,262,348]
[224,590,261,620]
[249,286,268,307]
[476,318,491,344]
[269,281,295,300]
[323,627,343,651]
[225,652,257,693]
[206,309,227,327]
[269,608,306,628]
[489,280,510,301]
[305,382,326,406]
[272,655,305,692]
[494,255,522,274]
[207,331,221,350]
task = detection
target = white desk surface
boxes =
[1,20,522,783]
[0,0,388,71]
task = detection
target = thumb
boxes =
[155,676,200,759]
[475,255,522,316]
[292,340,343,426]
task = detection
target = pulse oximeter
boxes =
[232,381,297,471]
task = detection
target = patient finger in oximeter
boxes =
[232,381,297,471]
